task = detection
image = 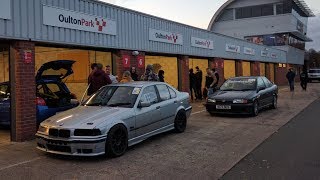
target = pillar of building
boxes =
[113,50,146,80]
[265,63,271,80]
[236,60,243,77]
[251,62,260,76]
[178,56,189,93]
[275,64,288,86]
[10,41,36,142]
[211,58,225,86]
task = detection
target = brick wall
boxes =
[178,56,189,92]
[250,62,260,76]
[275,65,288,86]
[10,41,36,142]
[113,50,146,81]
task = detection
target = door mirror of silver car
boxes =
[138,101,151,108]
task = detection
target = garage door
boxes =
[35,46,112,99]
[189,58,208,89]
[145,56,178,89]
[260,63,266,77]
[270,63,275,83]
[224,60,236,80]
[242,61,251,76]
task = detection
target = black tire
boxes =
[252,100,259,117]
[105,124,128,157]
[174,110,187,133]
[271,96,277,109]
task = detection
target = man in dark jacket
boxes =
[204,68,214,98]
[89,63,112,95]
[189,69,197,100]
[212,68,220,88]
[130,67,139,81]
[195,66,203,100]
[141,64,159,81]
[286,68,296,92]
[300,67,308,91]
[87,63,97,96]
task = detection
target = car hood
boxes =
[209,90,255,100]
[36,60,75,81]
[41,106,131,129]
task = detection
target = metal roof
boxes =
[293,0,315,17]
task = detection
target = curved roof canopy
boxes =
[208,0,315,30]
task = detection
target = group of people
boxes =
[87,63,165,96]
[189,67,220,100]
[286,67,308,92]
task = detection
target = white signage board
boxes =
[43,5,117,35]
[191,37,214,49]
[226,44,241,53]
[0,0,11,20]
[149,28,183,45]
[261,50,268,57]
[244,47,255,55]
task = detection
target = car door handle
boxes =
[156,106,161,109]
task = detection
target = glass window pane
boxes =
[156,85,171,101]
[242,7,252,18]
[261,4,274,16]
[218,9,234,21]
[140,86,159,105]
[276,3,284,14]
[168,87,177,98]
[252,6,262,17]
[235,8,242,19]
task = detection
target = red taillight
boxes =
[70,93,77,99]
[36,97,46,106]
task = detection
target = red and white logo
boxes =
[95,18,107,32]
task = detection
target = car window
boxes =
[140,86,159,105]
[257,77,266,89]
[168,86,177,98]
[0,84,9,99]
[262,77,272,88]
[156,85,171,101]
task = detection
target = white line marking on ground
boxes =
[0,157,42,171]
[191,110,206,115]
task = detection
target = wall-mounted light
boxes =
[132,51,139,56]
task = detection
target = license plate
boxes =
[216,105,231,110]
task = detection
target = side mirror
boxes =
[138,101,151,108]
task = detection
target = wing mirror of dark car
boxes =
[138,101,151,108]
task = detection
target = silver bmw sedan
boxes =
[36,82,192,157]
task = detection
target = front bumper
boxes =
[205,102,254,115]
[36,133,107,156]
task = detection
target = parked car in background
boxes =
[308,69,320,82]
[36,82,192,157]
[0,60,79,127]
[205,76,278,116]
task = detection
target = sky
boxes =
[101,0,320,50]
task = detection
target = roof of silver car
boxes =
[109,81,165,88]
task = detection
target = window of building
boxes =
[217,9,234,21]
[235,4,274,19]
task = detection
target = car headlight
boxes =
[233,99,248,104]
[74,129,102,136]
[207,99,216,103]
[38,125,49,134]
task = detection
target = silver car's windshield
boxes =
[84,86,140,108]
[220,78,257,91]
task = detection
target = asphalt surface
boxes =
[222,98,320,180]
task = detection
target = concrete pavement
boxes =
[222,98,320,180]
[0,84,319,180]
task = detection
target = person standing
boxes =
[106,65,118,84]
[189,69,197,100]
[120,71,134,83]
[204,68,215,97]
[300,67,308,91]
[195,66,203,100]
[87,63,97,96]
[212,68,220,89]
[130,67,139,81]
[158,70,165,82]
[141,64,159,81]
[89,63,112,94]
[286,68,296,92]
